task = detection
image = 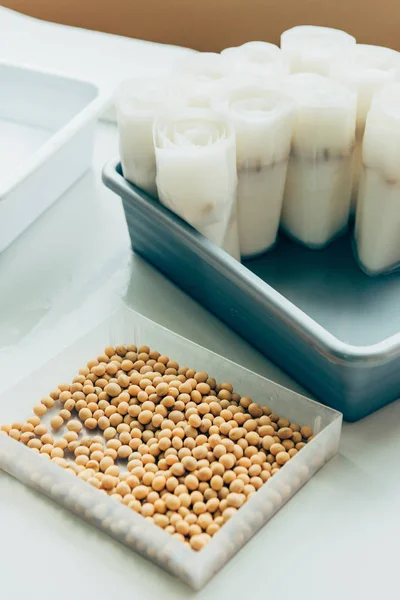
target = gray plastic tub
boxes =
[102,159,400,421]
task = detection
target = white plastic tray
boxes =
[0,62,108,252]
[0,307,342,589]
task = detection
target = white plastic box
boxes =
[0,62,107,253]
[0,307,342,589]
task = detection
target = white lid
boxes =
[212,82,293,166]
[284,73,357,156]
[170,53,235,107]
[154,107,235,153]
[221,41,289,79]
[281,26,356,75]
[330,44,400,125]
[286,73,355,108]
[115,77,177,117]
[281,25,356,50]
[363,83,400,179]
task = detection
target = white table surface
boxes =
[1,8,399,600]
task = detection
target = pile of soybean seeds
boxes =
[0,344,314,551]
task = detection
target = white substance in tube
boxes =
[153,108,238,253]
[281,26,356,75]
[355,84,400,275]
[236,163,289,257]
[170,53,235,108]
[284,158,354,247]
[201,213,241,261]
[281,74,356,248]
[330,44,400,208]
[221,42,289,81]
[223,214,241,260]
[213,84,293,257]
[115,78,184,197]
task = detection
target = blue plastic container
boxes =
[102,158,400,421]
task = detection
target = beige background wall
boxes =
[3,0,400,52]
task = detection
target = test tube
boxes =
[355,83,400,275]
[115,78,185,197]
[330,44,400,209]
[213,83,293,258]
[153,108,238,256]
[281,73,356,249]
